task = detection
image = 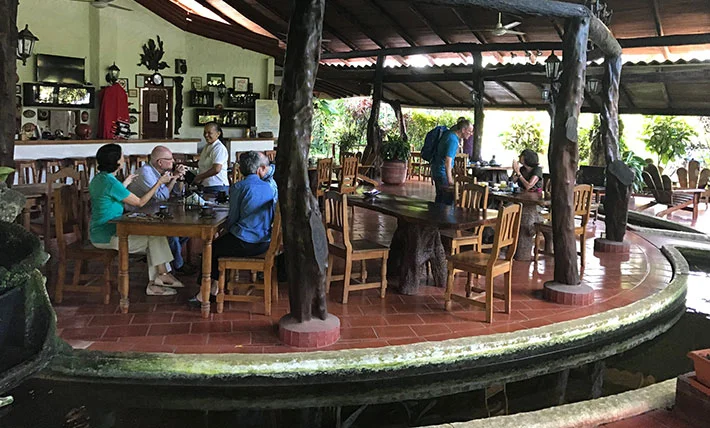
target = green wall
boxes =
[17,0,274,139]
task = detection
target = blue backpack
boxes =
[421,125,448,162]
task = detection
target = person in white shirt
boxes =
[193,122,229,194]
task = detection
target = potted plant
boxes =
[338,130,360,159]
[688,349,710,388]
[381,133,411,185]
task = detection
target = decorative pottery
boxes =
[381,160,408,185]
[688,349,710,388]
[75,124,92,140]
[22,109,35,119]
[81,111,89,122]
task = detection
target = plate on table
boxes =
[363,189,381,198]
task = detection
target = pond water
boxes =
[2,252,709,427]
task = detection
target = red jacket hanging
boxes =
[98,83,129,139]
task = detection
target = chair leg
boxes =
[326,254,334,294]
[444,262,455,311]
[485,275,494,323]
[72,260,83,287]
[466,273,473,297]
[216,265,226,313]
[103,263,111,305]
[379,255,388,299]
[263,264,272,316]
[361,260,367,283]
[580,233,587,268]
[55,260,66,303]
[504,271,511,314]
[342,256,352,304]
[271,265,278,304]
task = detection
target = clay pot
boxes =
[74,123,92,140]
[381,160,408,185]
[688,349,710,388]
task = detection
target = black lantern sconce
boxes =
[106,62,121,83]
[217,82,228,101]
[16,24,38,66]
[544,51,562,81]
[585,77,601,95]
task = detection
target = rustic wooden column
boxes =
[364,54,385,177]
[471,51,484,162]
[0,0,19,170]
[600,55,621,165]
[387,99,408,143]
[275,0,330,324]
[547,17,589,287]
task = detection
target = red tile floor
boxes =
[51,181,677,354]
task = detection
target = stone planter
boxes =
[381,160,408,185]
[688,349,710,388]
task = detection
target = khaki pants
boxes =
[92,235,173,281]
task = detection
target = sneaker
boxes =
[146,284,177,296]
[154,273,184,288]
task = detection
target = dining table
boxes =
[468,166,513,183]
[490,190,550,261]
[12,182,64,237]
[347,192,498,295]
[110,200,228,318]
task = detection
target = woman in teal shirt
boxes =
[89,143,182,296]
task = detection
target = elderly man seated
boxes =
[128,145,194,274]
[189,151,278,306]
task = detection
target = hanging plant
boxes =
[137,36,170,72]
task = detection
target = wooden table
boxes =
[111,201,228,318]
[469,166,513,183]
[348,193,498,294]
[490,190,550,261]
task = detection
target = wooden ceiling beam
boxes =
[399,83,438,104]
[450,7,505,62]
[429,81,469,104]
[408,3,469,63]
[495,81,529,105]
[619,84,636,109]
[458,80,497,105]
[650,0,671,60]
[382,86,420,105]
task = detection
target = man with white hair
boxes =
[128,145,193,274]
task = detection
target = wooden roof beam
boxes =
[409,4,469,63]
[429,81,470,104]
[495,81,529,105]
[382,86,420,105]
[459,80,498,105]
[450,7,505,62]
[619,84,636,109]
[399,83,439,104]
[650,0,671,60]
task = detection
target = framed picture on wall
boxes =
[190,76,202,90]
[136,75,146,88]
[117,78,129,92]
[233,77,250,93]
[128,89,138,98]
[206,73,225,86]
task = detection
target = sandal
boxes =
[146,284,178,296]
[154,273,184,288]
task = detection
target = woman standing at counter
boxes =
[193,122,229,194]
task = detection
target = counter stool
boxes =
[37,158,65,183]
[14,159,40,184]
[129,154,149,173]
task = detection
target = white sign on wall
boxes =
[255,99,279,137]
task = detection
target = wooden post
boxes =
[387,99,408,143]
[365,55,385,177]
[275,0,329,322]
[549,17,589,286]
[472,51,484,162]
[0,0,19,169]
[600,55,621,165]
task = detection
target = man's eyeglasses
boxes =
[157,158,174,162]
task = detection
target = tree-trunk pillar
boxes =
[275,0,329,323]
[549,17,589,286]
[0,0,19,169]
[600,55,621,165]
[388,99,408,143]
[365,55,384,178]
[472,52,484,162]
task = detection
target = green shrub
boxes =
[642,116,697,168]
[381,133,410,161]
[500,116,545,155]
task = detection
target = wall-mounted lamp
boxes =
[545,51,561,81]
[541,87,551,102]
[217,82,228,100]
[16,24,38,66]
[585,77,601,95]
[106,62,121,83]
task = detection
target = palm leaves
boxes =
[137,35,170,72]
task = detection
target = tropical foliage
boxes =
[381,133,410,161]
[578,116,626,165]
[404,110,463,150]
[642,116,698,167]
[499,116,545,155]
[621,150,647,193]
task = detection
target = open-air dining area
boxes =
[2,0,710,427]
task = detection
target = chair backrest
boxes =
[53,184,83,255]
[644,164,665,190]
[338,156,359,194]
[489,203,522,264]
[455,179,488,210]
[14,160,39,185]
[577,165,606,187]
[230,163,243,185]
[316,158,333,191]
[677,167,688,188]
[661,175,673,191]
[688,160,700,189]
[542,173,552,194]
[453,155,468,178]
[264,150,277,163]
[324,191,351,250]
[573,184,593,227]
[698,168,710,188]
[264,203,282,263]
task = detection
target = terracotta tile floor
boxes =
[51,180,679,354]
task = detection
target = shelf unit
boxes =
[194,107,253,128]
[188,89,214,107]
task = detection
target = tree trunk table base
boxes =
[543,282,594,306]
[388,221,447,295]
[278,313,341,348]
[515,204,543,261]
[594,238,630,254]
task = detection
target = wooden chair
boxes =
[441,178,490,252]
[14,159,39,184]
[315,157,334,198]
[677,167,689,188]
[336,156,359,195]
[689,160,700,189]
[698,168,710,208]
[53,184,117,304]
[325,191,389,304]
[534,184,593,268]
[216,204,282,316]
[640,164,697,218]
[444,202,522,323]
[229,163,244,185]
[409,151,423,180]
[454,154,469,178]
[264,150,277,164]
[30,167,82,241]
[129,154,150,173]
[37,158,64,183]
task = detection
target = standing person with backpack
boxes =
[431,119,474,205]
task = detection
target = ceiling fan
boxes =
[70,0,132,12]
[472,12,524,37]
